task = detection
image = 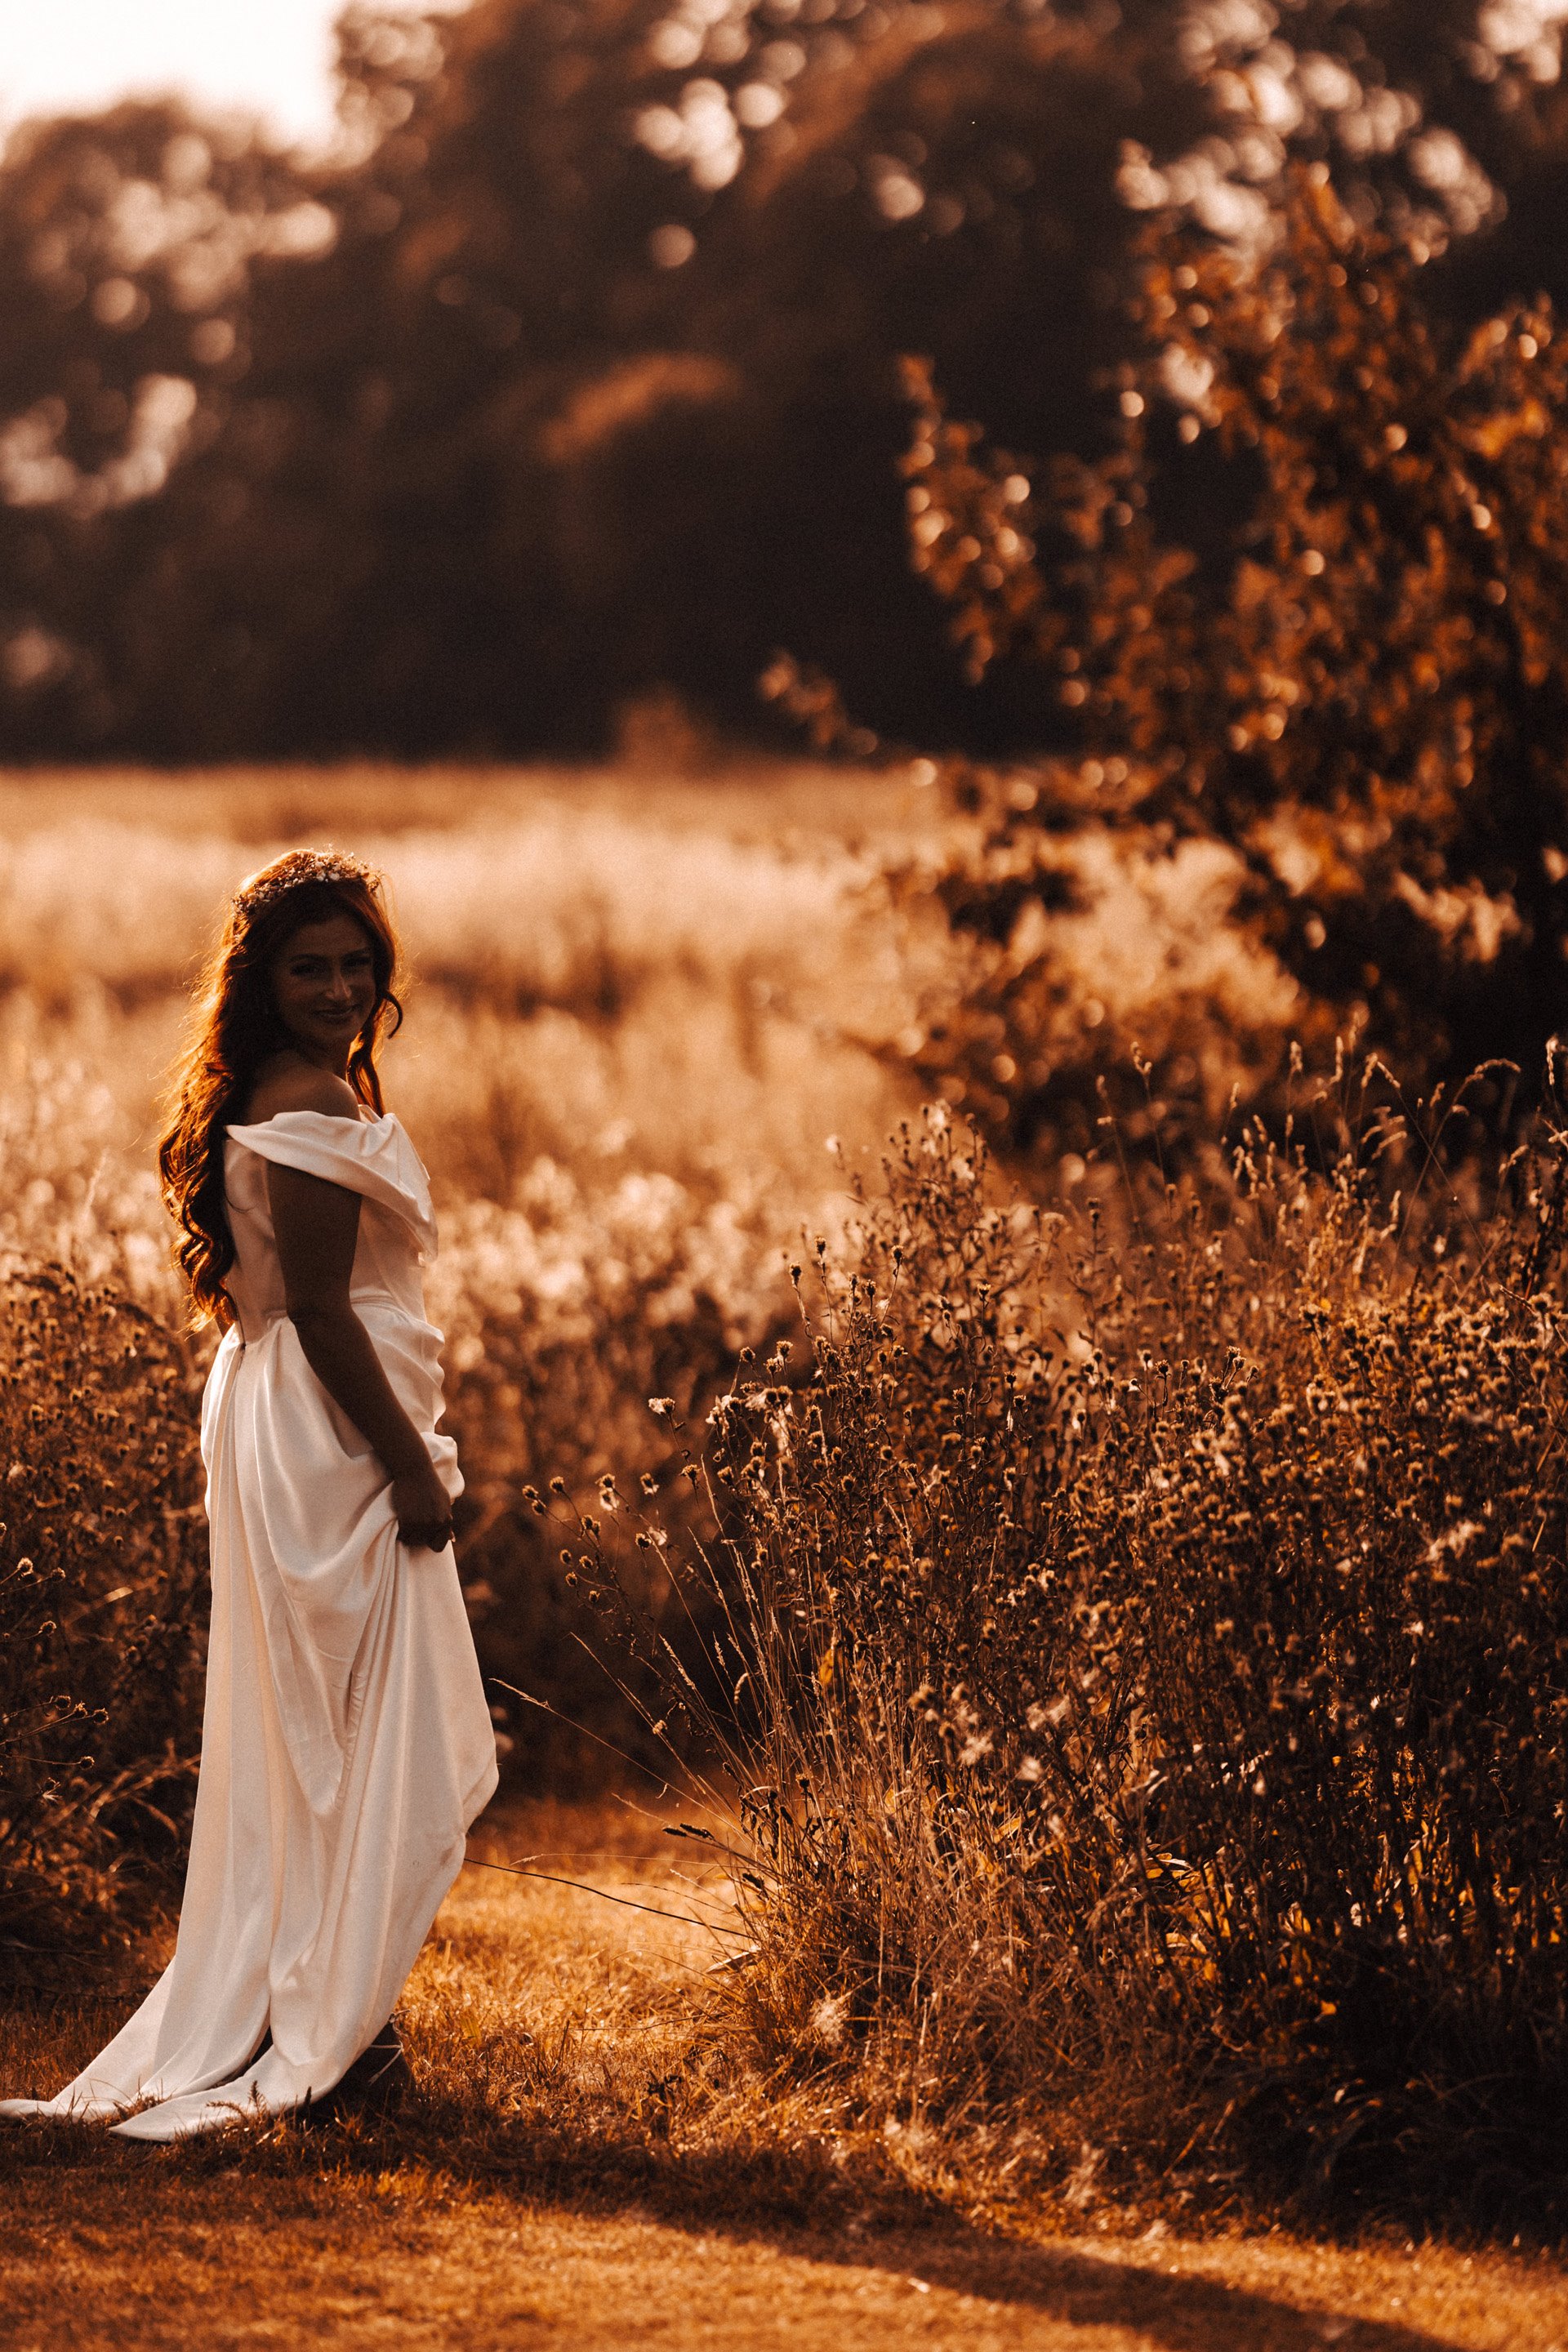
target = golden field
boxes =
[3,761,1567,2344]
[0,759,940,1288]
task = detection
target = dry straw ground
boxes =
[3,1802,1566,2352]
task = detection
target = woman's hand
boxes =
[390,1459,455,1552]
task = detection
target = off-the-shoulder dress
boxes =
[2,1111,497,2140]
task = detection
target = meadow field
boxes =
[0,757,936,1285]
[3,760,1567,2341]
[0,752,947,1820]
[0,752,1288,1784]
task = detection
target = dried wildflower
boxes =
[1,1267,207,1976]
[808,1994,848,2049]
[604,1089,1568,2189]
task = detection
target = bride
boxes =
[2,849,497,2139]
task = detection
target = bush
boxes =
[0,1269,208,1983]
[866,171,1568,1152]
[599,1089,1568,2221]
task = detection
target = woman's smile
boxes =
[270,912,379,1071]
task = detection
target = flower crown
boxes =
[232,848,383,929]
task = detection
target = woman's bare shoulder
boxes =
[241,1058,364,1125]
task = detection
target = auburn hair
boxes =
[158,852,403,1327]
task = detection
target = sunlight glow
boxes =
[0,0,470,153]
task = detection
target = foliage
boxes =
[8,4,1568,753]
[895,171,1568,1145]
[0,100,330,755]
[590,1094,1568,2219]
[0,1268,207,1982]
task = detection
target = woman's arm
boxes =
[266,1157,453,1552]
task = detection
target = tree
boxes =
[0,100,321,751]
[892,170,1568,1149]
[8,0,1568,756]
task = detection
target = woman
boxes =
[2,849,497,2139]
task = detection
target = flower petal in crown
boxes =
[233,848,383,927]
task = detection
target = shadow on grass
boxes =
[0,2087,1499,2352]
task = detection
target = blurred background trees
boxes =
[891,172,1568,1151]
[7,0,1568,761]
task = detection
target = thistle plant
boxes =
[581,1080,1568,2216]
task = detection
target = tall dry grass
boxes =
[0,1265,207,1981]
[581,1085,1568,2228]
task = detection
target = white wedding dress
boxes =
[2,1111,497,2140]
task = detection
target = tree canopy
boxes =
[7,0,1568,757]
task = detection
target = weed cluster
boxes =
[0,1269,207,1981]
[430,1165,794,1780]
[594,1090,1568,2222]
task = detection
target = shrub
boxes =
[0,1268,208,1983]
[595,1089,1568,2220]
[824,169,1568,1154]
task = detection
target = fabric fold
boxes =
[225,1111,438,1257]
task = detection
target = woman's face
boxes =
[269,912,378,1069]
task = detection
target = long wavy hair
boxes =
[158,851,403,1327]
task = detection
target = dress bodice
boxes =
[223,1111,438,1343]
